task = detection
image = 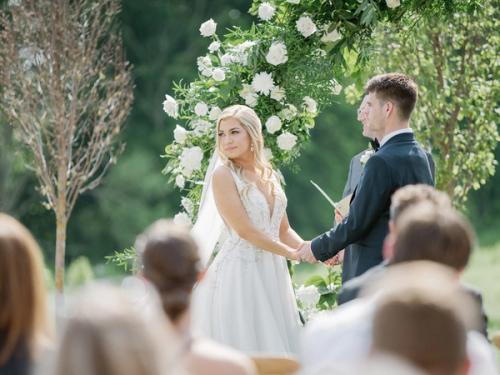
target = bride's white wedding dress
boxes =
[192,167,301,355]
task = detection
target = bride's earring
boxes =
[250,144,254,153]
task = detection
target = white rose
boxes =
[258,2,276,21]
[386,0,401,8]
[296,15,317,38]
[303,96,317,113]
[265,41,288,66]
[175,175,185,189]
[239,84,259,107]
[265,116,282,134]
[174,212,192,227]
[162,95,179,118]
[279,104,298,121]
[180,146,203,177]
[252,72,275,96]
[296,285,320,307]
[321,28,342,43]
[208,41,221,52]
[220,54,234,66]
[245,94,258,107]
[209,106,222,121]
[173,125,188,144]
[194,102,208,117]
[212,68,226,82]
[286,0,300,3]
[199,19,217,37]
[181,197,194,216]
[360,150,375,165]
[263,148,273,161]
[277,132,297,151]
[270,86,286,102]
[197,55,212,77]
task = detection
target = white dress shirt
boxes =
[379,128,413,148]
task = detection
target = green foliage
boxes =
[66,256,95,287]
[105,247,138,273]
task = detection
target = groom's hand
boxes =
[324,249,344,267]
[298,241,318,264]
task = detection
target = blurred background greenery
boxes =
[1,0,499,330]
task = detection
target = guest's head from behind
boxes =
[0,213,51,370]
[56,285,180,375]
[383,185,452,260]
[364,73,418,140]
[371,262,472,375]
[391,204,474,273]
[136,219,200,326]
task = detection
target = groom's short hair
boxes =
[365,73,418,120]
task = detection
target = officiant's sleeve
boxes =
[311,155,392,261]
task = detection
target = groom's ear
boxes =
[384,101,395,117]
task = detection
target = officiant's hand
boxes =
[324,250,344,266]
[334,209,343,224]
[298,241,318,264]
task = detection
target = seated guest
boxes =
[55,285,182,375]
[300,207,498,375]
[370,264,472,375]
[0,213,52,375]
[137,219,256,375]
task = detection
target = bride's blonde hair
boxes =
[215,105,278,195]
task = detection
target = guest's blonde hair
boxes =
[0,213,51,365]
[56,285,181,375]
[216,104,278,195]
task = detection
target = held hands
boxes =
[324,249,344,267]
[297,241,318,264]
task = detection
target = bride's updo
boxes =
[216,104,278,194]
[137,220,200,323]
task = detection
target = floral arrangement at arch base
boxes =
[161,0,470,314]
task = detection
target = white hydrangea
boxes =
[386,0,401,9]
[173,125,188,144]
[175,174,185,189]
[265,116,282,134]
[296,285,320,307]
[194,102,208,117]
[265,41,288,66]
[270,86,286,102]
[321,28,342,43]
[180,146,203,177]
[192,119,212,135]
[279,104,298,121]
[208,41,221,53]
[163,95,179,118]
[303,96,317,113]
[258,2,276,21]
[277,132,297,151]
[296,15,317,38]
[174,212,192,227]
[181,197,194,216]
[197,55,212,77]
[263,148,273,161]
[212,68,226,82]
[209,106,222,121]
[331,79,343,95]
[252,72,275,96]
[199,19,217,37]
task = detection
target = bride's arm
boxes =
[212,167,298,260]
[279,213,303,249]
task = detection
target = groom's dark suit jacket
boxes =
[312,132,435,281]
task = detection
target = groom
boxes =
[299,73,435,282]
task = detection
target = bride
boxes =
[191,104,303,355]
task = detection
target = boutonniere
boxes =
[360,149,375,166]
